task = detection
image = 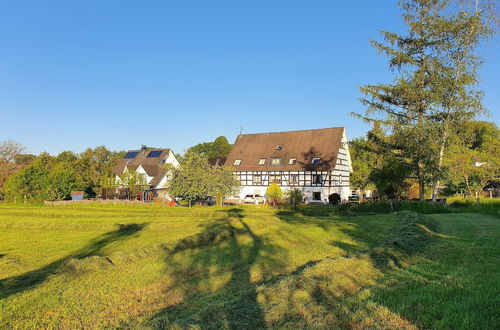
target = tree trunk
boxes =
[418,166,426,201]
[432,123,449,202]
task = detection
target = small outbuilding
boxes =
[71,191,84,201]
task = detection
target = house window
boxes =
[290,174,299,184]
[253,175,262,185]
[259,159,266,165]
[276,144,283,150]
[313,192,321,201]
[313,174,322,185]
[233,159,241,166]
[271,158,281,166]
[312,158,321,165]
[289,158,297,165]
[269,175,281,184]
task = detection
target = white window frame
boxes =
[312,157,321,165]
[289,158,297,165]
[259,158,266,165]
[253,175,262,185]
[233,159,241,166]
[271,158,281,166]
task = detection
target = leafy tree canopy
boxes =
[185,136,232,160]
[167,152,239,205]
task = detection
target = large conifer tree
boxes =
[358,0,496,200]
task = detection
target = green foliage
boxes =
[283,188,303,206]
[369,157,412,199]
[348,137,374,195]
[2,146,122,201]
[45,164,82,201]
[119,168,148,200]
[167,153,239,204]
[265,183,282,205]
[185,136,232,159]
[444,122,500,196]
[357,0,496,200]
[328,193,341,205]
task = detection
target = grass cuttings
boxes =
[370,211,437,270]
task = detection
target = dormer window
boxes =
[288,158,297,165]
[312,158,321,165]
[233,159,241,166]
[259,158,266,165]
[271,158,281,166]
[276,144,283,150]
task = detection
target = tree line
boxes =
[0,136,233,202]
[350,120,499,200]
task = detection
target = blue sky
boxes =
[1,1,498,155]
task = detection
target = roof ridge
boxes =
[238,127,344,137]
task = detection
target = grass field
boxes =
[0,204,499,329]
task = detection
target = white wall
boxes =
[237,185,350,203]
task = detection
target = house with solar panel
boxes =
[224,127,353,203]
[111,146,179,200]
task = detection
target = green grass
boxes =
[341,198,500,216]
[0,204,499,328]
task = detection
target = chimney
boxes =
[141,145,148,154]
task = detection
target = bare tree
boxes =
[0,140,27,162]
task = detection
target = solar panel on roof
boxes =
[147,150,162,158]
[123,151,139,159]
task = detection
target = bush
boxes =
[328,193,341,205]
[266,183,283,206]
[284,189,303,207]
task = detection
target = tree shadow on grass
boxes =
[0,223,147,299]
[147,208,288,329]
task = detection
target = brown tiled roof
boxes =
[112,148,171,187]
[225,127,345,171]
[208,157,227,166]
[148,167,167,187]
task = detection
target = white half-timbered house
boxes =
[225,127,352,203]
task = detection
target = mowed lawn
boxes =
[0,204,498,329]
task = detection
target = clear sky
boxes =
[1,1,498,155]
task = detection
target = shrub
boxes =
[328,193,341,205]
[284,188,303,207]
[266,183,282,206]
